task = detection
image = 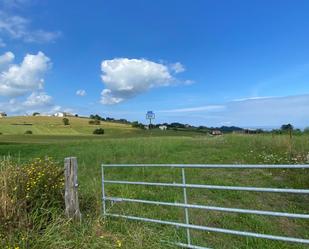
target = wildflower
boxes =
[116,239,122,247]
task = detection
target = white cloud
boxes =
[223,95,309,128]
[0,51,14,70]
[159,105,225,113]
[0,51,51,97]
[76,89,86,96]
[158,95,309,128]
[170,62,185,73]
[100,89,123,104]
[100,58,187,104]
[232,96,274,102]
[0,92,65,115]
[0,11,60,43]
[23,92,52,107]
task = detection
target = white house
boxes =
[54,112,65,117]
[159,125,167,131]
[0,112,7,118]
[54,112,75,117]
[210,130,222,136]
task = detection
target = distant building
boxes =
[0,112,7,118]
[243,129,258,134]
[54,112,75,117]
[159,125,167,131]
[54,112,64,117]
[210,130,222,136]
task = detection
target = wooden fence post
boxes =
[64,157,81,221]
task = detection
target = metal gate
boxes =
[101,164,309,248]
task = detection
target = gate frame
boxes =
[101,164,309,248]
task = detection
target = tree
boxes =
[90,114,104,120]
[281,124,294,131]
[131,121,145,129]
[63,118,70,126]
[32,112,40,116]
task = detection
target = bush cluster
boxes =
[63,118,70,125]
[24,130,32,134]
[89,119,101,125]
[93,128,104,135]
[0,158,64,232]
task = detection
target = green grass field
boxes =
[0,117,308,249]
[0,116,139,136]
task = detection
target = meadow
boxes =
[0,117,308,249]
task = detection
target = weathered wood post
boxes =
[64,157,81,221]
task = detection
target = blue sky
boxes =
[0,0,309,128]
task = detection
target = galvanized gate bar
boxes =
[106,213,309,244]
[101,165,106,216]
[103,164,309,169]
[181,168,191,245]
[171,242,212,249]
[103,197,309,219]
[103,180,309,194]
[101,164,309,248]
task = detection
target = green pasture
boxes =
[0,119,308,249]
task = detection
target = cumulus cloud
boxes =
[0,91,55,114]
[0,91,68,115]
[0,51,51,97]
[100,89,123,104]
[23,92,53,107]
[0,11,60,43]
[0,51,14,70]
[100,58,187,104]
[76,89,86,96]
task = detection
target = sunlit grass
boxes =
[0,133,308,248]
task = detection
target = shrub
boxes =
[63,118,70,125]
[93,128,104,135]
[0,158,64,232]
[131,121,145,129]
[89,119,101,125]
[24,130,33,134]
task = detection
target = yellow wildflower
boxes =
[116,240,122,247]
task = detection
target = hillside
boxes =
[0,116,137,136]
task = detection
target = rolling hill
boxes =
[0,116,137,136]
